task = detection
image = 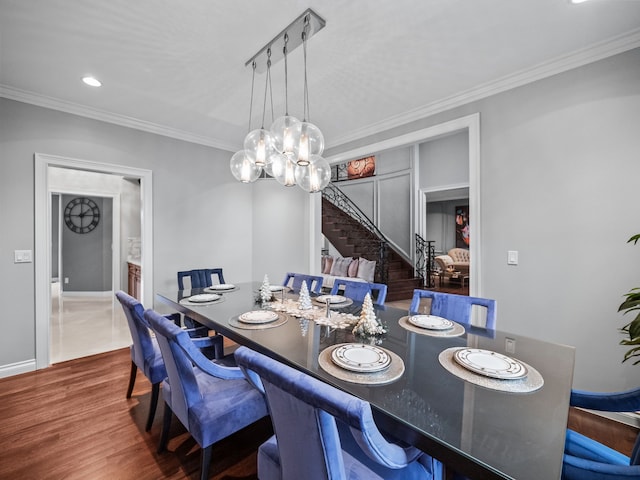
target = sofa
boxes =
[320,255,377,289]
[435,248,470,274]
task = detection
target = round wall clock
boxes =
[64,197,101,234]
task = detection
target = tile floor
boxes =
[50,282,131,364]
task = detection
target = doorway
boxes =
[50,191,131,363]
[321,113,481,296]
[423,186,470,294]
[34,154,153,369]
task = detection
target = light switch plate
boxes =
[14,250,33,263]
[507,250,518,265]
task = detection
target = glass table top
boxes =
[157,282,575,480]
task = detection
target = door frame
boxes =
[321,113,480,295]
[34,153,153,369]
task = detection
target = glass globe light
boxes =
[244,128,275,167]
[270,115,301,158]
[230,150,261,183]
[272,153,298,187]
[264,151,286,178]
[295,154,331,192]
[296,122,324,166]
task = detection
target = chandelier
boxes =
[229,9,331,193]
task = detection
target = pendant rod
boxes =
[245,8,326,73]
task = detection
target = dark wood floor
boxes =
[1,346,636,479]
[0,348,272,480]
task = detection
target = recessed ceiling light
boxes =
[570,0,590,4]
[82,76,102,87]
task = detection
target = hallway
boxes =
[50,282,131,364]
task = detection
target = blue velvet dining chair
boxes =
[177,267,226,290]
[282,272,323,294]
[115,290,214,431]
[235,345,442,480]
[176,267,227,351]
[562,387,640,479]
[330,279,388,306]
[145,309,268,480]
[409,289,497,330]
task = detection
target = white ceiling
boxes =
[1,0,639,153]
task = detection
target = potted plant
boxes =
[619,233,640,364]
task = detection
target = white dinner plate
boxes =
[208,283,236,290]
[331,344,391,373]
[453,348,528,380]
[316,295,347,304]
[186,293,221,303]
[238,310,279,324]
[408,315,454,331]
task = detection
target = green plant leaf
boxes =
[618,234,640,363]
[628,234,640,245]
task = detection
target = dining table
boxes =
[156,281,575,480]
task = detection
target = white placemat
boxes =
[204,284,238,293]
[399,316,465,337]
[318,344,405,385]
[228,313,288,330]
[179,295,225,306]
[313,296,354,308]
[438,347,544,393]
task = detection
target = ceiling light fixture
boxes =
[82,76,102,87]
[229,8,330,193]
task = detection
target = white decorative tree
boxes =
[353,293,386,336]
[298,281,313,310]
[260,274,272,303]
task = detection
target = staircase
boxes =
[321,196,423,301]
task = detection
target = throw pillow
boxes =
[347,258,359,277]
[330,256,352,277]
[357,258,376,282]
[323,256,334,274]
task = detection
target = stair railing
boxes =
[415,234,436,288]
[322,183,389,284]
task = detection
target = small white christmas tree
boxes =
[298,281,313,310]
[352,293,387,336]
[260,274,272,303]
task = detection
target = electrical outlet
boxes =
[505,337,516,354]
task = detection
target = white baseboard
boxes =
[0,359,36,378]
[62,290,113,298]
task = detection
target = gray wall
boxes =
[0,98,308,370]
[426,200,464,254]
[2,46,640,392]
[327,48,640,392]
[60,195,112,292]
[420,131,469,188]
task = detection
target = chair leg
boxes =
[200,445,213,480]
[145,382,160,432]
[157,402,172,454]
[212,334,224,359]
[126,361,137,398]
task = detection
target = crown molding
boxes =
[0,85,237,152]
[329,28,640,149]
[2,28,639,152]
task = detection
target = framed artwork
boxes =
[455,205,470,248]
[331,156,376,182]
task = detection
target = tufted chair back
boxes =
[448,248,470,263]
